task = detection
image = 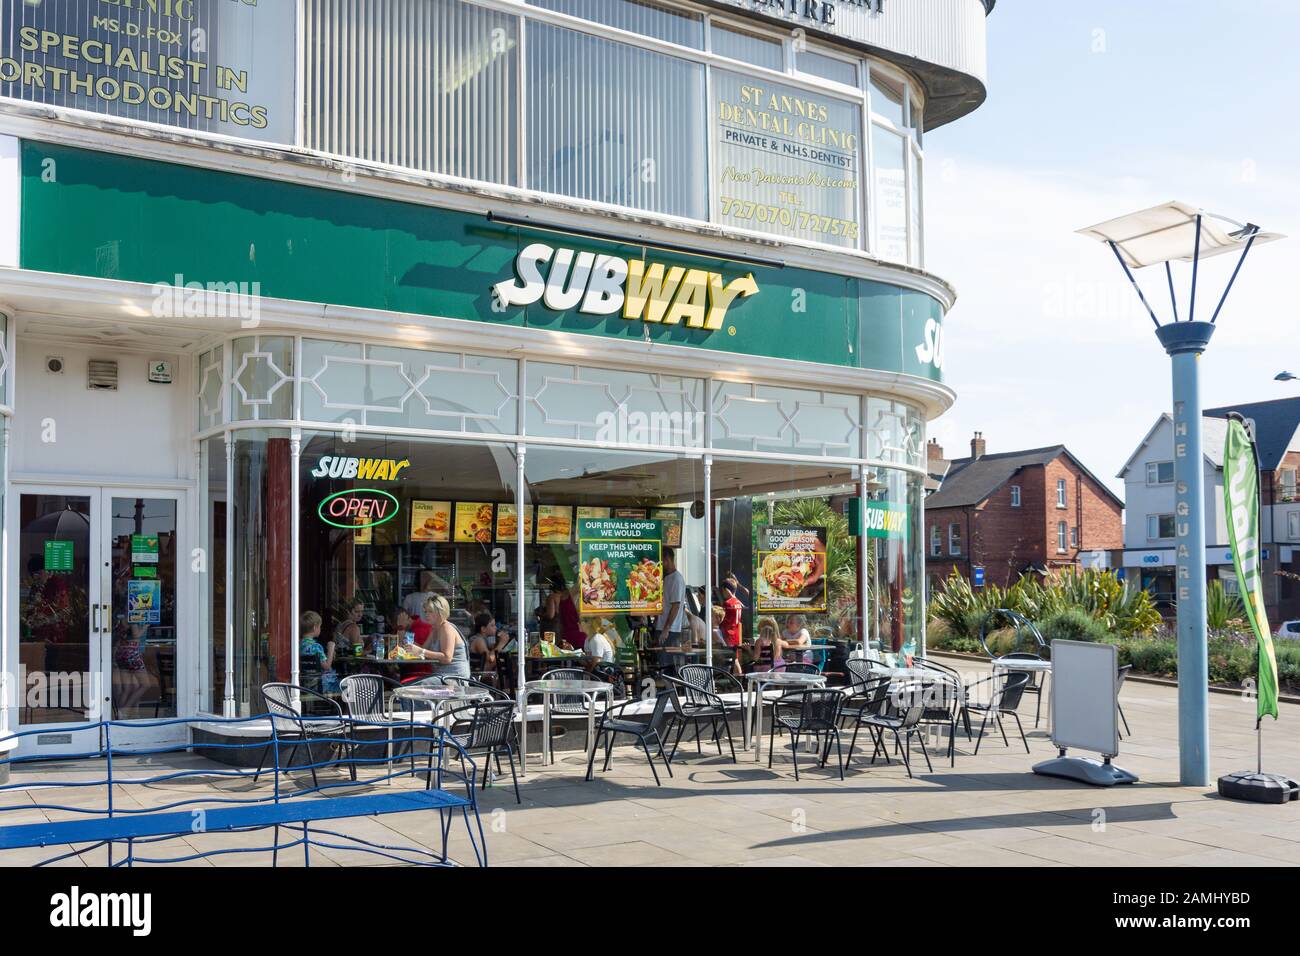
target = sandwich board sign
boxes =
[1032,640,1137,786]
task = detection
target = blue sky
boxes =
[923,1,1300,493]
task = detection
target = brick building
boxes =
[925,433,1124,590]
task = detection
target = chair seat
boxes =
[775,717,836,733]
[602,717,650,735]
[858,714,906,730]
[679,705,728,719]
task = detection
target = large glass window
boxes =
[529,0,703,48]
[303,0,519,185]
[527,23,707,219]
[711,24,783,71]
[525,362,704,449]
[201,436,227,714]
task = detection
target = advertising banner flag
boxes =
[1223,418,1279,721]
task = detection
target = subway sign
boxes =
[310,456,411,481]
[318,489,400,530]
[493,242,759,331]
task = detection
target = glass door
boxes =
[15,491,105,752]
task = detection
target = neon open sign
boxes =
[318,489,400,529]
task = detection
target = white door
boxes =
[12,487,185,754]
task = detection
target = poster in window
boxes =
[755,525,828,612]
[650,507,684,548]
[455,502,495,543]
[613,507,647,520]
[576,506,611,521]
[535,505,574,543]
[577,518,664,615]
[410,501,452,543]
[127,579,162,625]
[353,516,373,546]
[495,504,534,544]
[713,70,862,248]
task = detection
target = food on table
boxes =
[580,557,617,604]
[761,548,816,597]
[626,558,663,607]
[389,642,423,661]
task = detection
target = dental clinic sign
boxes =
[493,242,759,331]
[735,0,883,30]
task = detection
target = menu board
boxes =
[535,505,574,543]
[756,525,828,612]
[455,502,495,544]
[495,504,534,544]
[713,70,862,249]
[650,508,684,548]
[576,506,611,521]
[577,518,664,615]
[410,501,452,543]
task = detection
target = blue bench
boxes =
[0,789,483,867]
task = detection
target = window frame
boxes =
[1056,478,1067,509]
[948,522,961,557]
[1147,513,1176,541]
[930,524,942,557]
[1146,460,1174,486]
[1056,520,1067,554]
[1010,484,1021,508]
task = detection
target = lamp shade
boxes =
[1077,201,1283,269]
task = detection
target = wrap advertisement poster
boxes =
[576,506,611,521]
[495,504,534,544]
[454,502,495,543]
[577,518,664,615]
[127,578,162,625]
[650,507,684,548]
[756,525,828,612]
[536,505,575,543]
[410,501,452,543]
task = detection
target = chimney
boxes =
[971,431,986,460]
[927,438,944,461]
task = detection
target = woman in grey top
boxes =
[409,594,470,679]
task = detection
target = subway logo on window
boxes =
[493,242,759,330]
[310,456,411,481]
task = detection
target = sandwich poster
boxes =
[410,501,451,542]
[756,525,828,612]
[495,504,534,544]
[536,505,574,543]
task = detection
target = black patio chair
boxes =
[847,679,932,778]
[958,671,1032,755]
[768,688,845,781]
[676,664,746,728]
[999,652,1047,728]
[911,669,966,766]
[437,699,521,804]
[253,682,354,788]
[442,674,514,701]
[977,609,1049,727]
[663,675,737,763]
[585,684,679,786]
[540,667,593,715]
[1117,664,1133,739]
[782,661,821,675]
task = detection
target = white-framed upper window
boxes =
[1282,468,1298,502]
[1147,514,1176,540]
[1288,511,1300,540]
[1070,526,1078,548]
[1056,478,1068,508]
[1010,485,1021,508]
[948,523,962,556]
[930,525,942,557]
[1146,461,1175,485]
[1057,521,1068,553]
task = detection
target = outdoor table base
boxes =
[745,671,827,762]
[522,679,614,776]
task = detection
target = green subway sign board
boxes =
[847,499,908,540]
[577,518,664,616]
[18,141,945,381]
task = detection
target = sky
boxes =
[923,0,1300,495]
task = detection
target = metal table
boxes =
[992,656,1053,730]
[523,679,615,773]
[391,684,494,773]
[744,670,826,761]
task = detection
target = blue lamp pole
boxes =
[1080,203,1279,787]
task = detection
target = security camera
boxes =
[45,356,64,374]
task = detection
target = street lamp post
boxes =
[1078,202,1282,787]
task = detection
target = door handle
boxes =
[92,603,100,634]
[102,604,112,634]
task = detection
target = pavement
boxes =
[1,661,1297,867]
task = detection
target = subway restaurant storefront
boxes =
[0,137,949,756]
[0,0,987,761]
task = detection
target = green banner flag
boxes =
[1223,418,1279,721]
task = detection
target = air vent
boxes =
[87,359,119,391]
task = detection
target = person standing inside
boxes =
[658,548,685,648]
[717,580,746,676]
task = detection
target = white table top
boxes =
[994,657,1052,672]
[525,679,613,695]
[745,671,825,685]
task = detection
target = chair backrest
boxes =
[677,663,718,695]
[443,674,511,700]
[260,682,305,734]
[340,674,390,718]
[844,657,877,690]
[792,688,842,729]
[464,700,518,750]
[542,667,590,713]
[647,683,679,735]
[888,680,929,729]
[993,671,1032,712]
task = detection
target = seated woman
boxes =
[406,595,471,680]
[782,614,813,664]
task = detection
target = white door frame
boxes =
[7,479,190,754]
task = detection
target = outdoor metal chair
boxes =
[768,688,846,781]
[847,679,932,778]
[958,671,1032,755]
[253,682,355,788]
[339,674,399,720]
[912,658,969,765]
[677,664,746,716]
[1117,663,1133,739]
[783,661,821,675]
[540,667,593,715]
[663,675,737,763]
[999,652,1047,728]
[977,609,1048,727]
[442,674,513,701]
[437,699,521,804]
[585,684,680,786]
